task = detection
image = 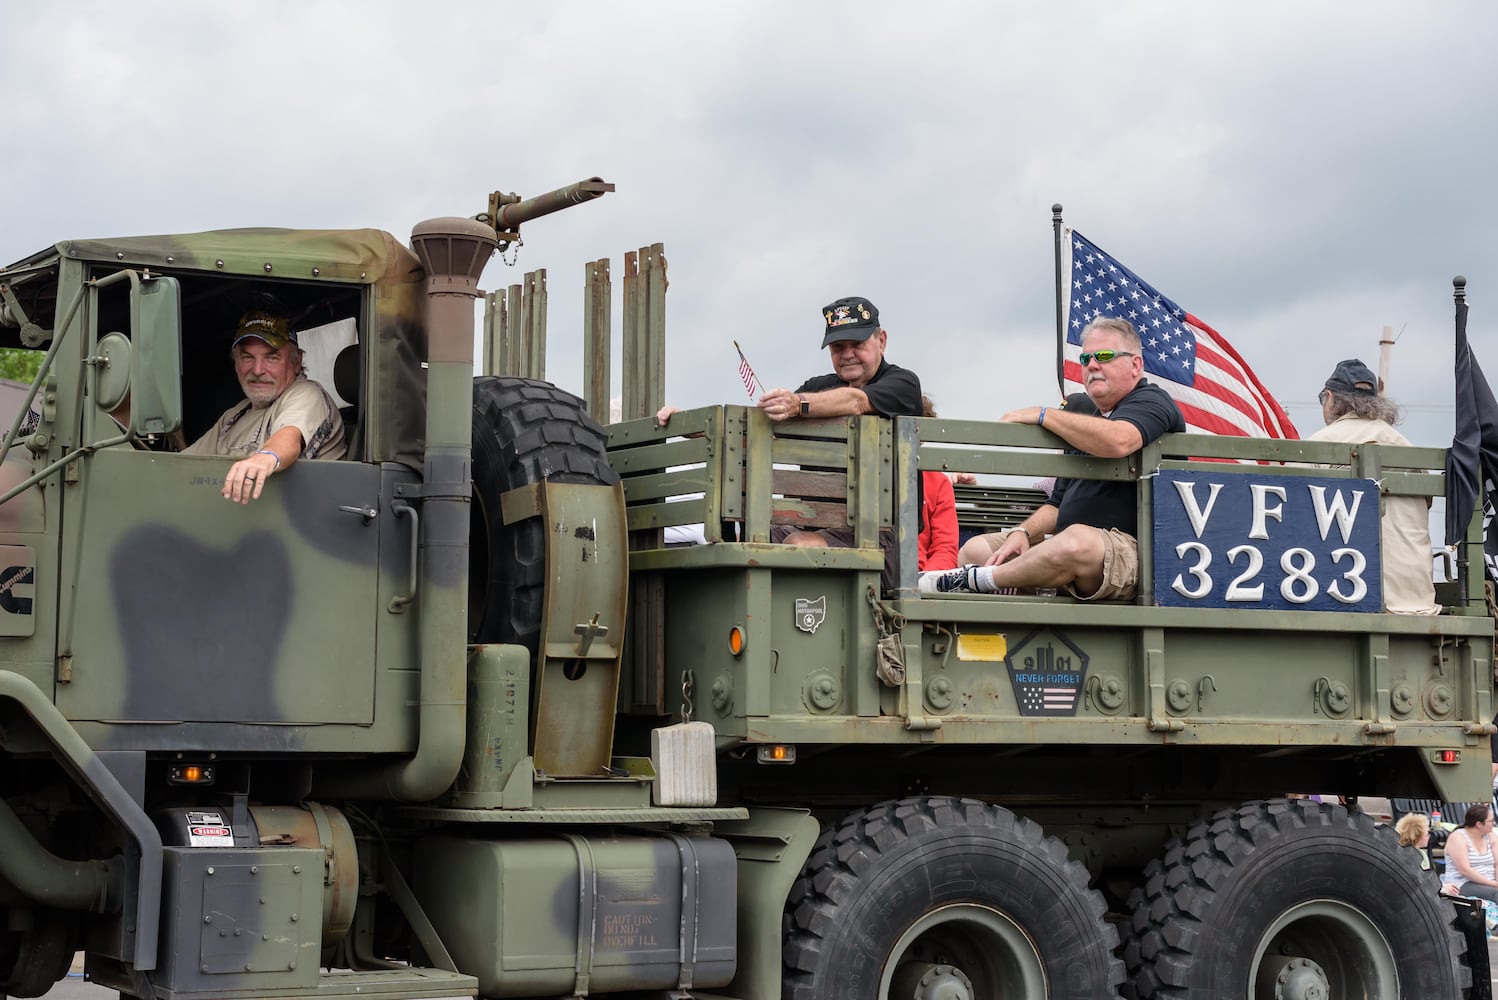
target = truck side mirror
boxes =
[128,274,183,436]
[93,332,133,421]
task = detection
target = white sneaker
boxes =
[918,567,982,594]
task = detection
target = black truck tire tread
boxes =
[1120,797,1472,999]
[783,795,1124,1000]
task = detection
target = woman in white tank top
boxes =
[1441,803,1498,901]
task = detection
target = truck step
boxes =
[311,967,478,1000]
[147,967,478,1000]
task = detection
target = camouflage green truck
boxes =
[0,183,1491,1000]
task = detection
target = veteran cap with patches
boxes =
[821,296,880,348]
[231,310,297,351]
[1323,358,1378,396]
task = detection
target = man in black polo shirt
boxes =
[655,296,920,559]
[654,295,921,428]
[757,295,922,425]
[920,317,1183,599]
[759,295,921,549]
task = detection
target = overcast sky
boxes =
[6,2,1496,451]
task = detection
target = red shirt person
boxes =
[919,471,958,570]
[916,396,958,571]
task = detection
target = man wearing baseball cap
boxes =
[653,295,921,564]
[758,296,921,555]
[183,309,346,504]
[756,295,922,424]
[1305,357,1438,614]
[657,295,922,427]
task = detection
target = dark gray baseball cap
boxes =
[1324,358,1378,396]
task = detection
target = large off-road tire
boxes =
[1121,797,1471,999]
[468,376,618,650]
[783,796,1124,999]
[0,908,73,997]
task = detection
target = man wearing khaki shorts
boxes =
[918,317,1183,600]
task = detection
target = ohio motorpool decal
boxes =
[794,596,826,633]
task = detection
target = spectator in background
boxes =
[1396,812,1459,893]
[918,396,958,571]
[1306,358,1439,614]
[1441,803,1498,901]
[1491,718,1497,794]
[1395,811,1431,852]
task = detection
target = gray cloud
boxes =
[3,1,1495,453]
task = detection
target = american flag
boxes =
[1062,230,1297,439]
[734,340,762,399]
[1018,686,1080,713]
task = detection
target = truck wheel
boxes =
[0,909,73,998]
[468,376,618,650]
[783,796,1124,999]
[1121,797,1471,999]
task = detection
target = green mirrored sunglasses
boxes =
[1078,349,1135,366]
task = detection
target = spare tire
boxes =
[468,376,618,651]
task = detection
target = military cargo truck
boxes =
[0,182,1492,1000]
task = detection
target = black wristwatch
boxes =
[799,394,810,417]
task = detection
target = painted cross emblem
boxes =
[573,613,609,655]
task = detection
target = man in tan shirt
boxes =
[1306,358,1439,615]
[183,310,346,503]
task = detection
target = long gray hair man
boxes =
[1305,358,1438,615]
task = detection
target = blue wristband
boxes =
[255,449,281,471]
[1038,406,1047,427]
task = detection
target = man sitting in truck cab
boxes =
[183,309,346,504]
[920,316,1184,599]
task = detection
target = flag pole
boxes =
[733,339,763,397]
[1052,203,1065,394]
[1453,275,1470,604]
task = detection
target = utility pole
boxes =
[1377,324,1395,393]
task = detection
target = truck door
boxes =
[55,449,384,728]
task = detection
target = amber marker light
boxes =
[756,744,796,765]
[729,626,746,656]
[168,764,215,785]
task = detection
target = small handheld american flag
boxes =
[734,341,762,399]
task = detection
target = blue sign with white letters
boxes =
[1152,470,1382,612]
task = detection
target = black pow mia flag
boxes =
[1444,280,1498,584]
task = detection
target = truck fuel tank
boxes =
[411,831,736,997]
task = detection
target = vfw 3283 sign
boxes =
[1152,470,1382,612]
